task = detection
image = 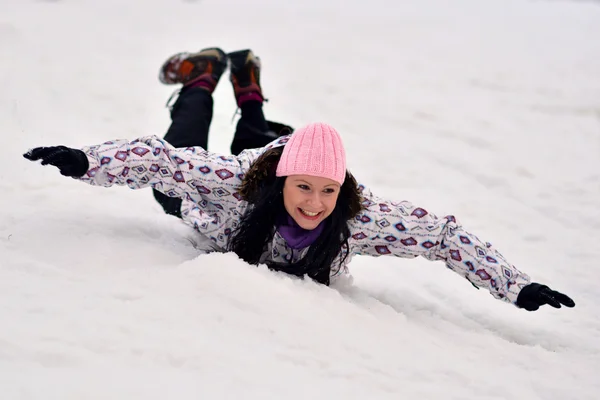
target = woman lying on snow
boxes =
[24,47,575,312]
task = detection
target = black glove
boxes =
[516,282,575,311]
[23,146,89,178]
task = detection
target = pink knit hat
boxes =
[275,122,346,185]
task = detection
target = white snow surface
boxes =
[1,0,599,398]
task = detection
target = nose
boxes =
[307,191,322,207]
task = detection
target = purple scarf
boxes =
[276,213,325,250]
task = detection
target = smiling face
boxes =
[282,175,341,230]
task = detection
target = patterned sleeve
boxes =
[347,185,531,304]
[77,135,275,206]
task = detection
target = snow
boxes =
[1,0,599,398]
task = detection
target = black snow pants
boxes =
[152,87,292,218]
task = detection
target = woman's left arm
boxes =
[348,186,532,305]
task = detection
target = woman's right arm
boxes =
[78,135,273,205]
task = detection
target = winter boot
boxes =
[228,49,264,106]
[159,47,227,93]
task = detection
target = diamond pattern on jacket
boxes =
[394,222,406,232]
[450,249,462,261]
[411,207,428,218]
[357,215,371,224]
[352,232,367,240]
[475,246,487,257]
[173,171,185,183]
[115,151,128,161]
[375,245,391,255]
[476,269,492,280]
[376,218,390,229]
[132,147,150,157]
[196,185,211,194]
[213,187,231,197]
[215,169,234,180]
[421,240,435,249]
[379,203,391,212]
[400,237,417,246]
[133,165,147,174]
[159,166,172,177]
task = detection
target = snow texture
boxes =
[1,0,599,398]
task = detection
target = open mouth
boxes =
[298,208,322,220]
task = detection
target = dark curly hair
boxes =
[227,147,363,285]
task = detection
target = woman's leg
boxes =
[153,88,214,217]
[228,49,294,156]
[231,101,275,156]
[153,48,227,217]
[163,87,214,149]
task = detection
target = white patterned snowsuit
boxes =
[78,135,531,305]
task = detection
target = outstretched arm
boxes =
[348,186,575,310]
[24,135,276,205]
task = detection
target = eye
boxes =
[323,188,337,194]
[297,184,310,190]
